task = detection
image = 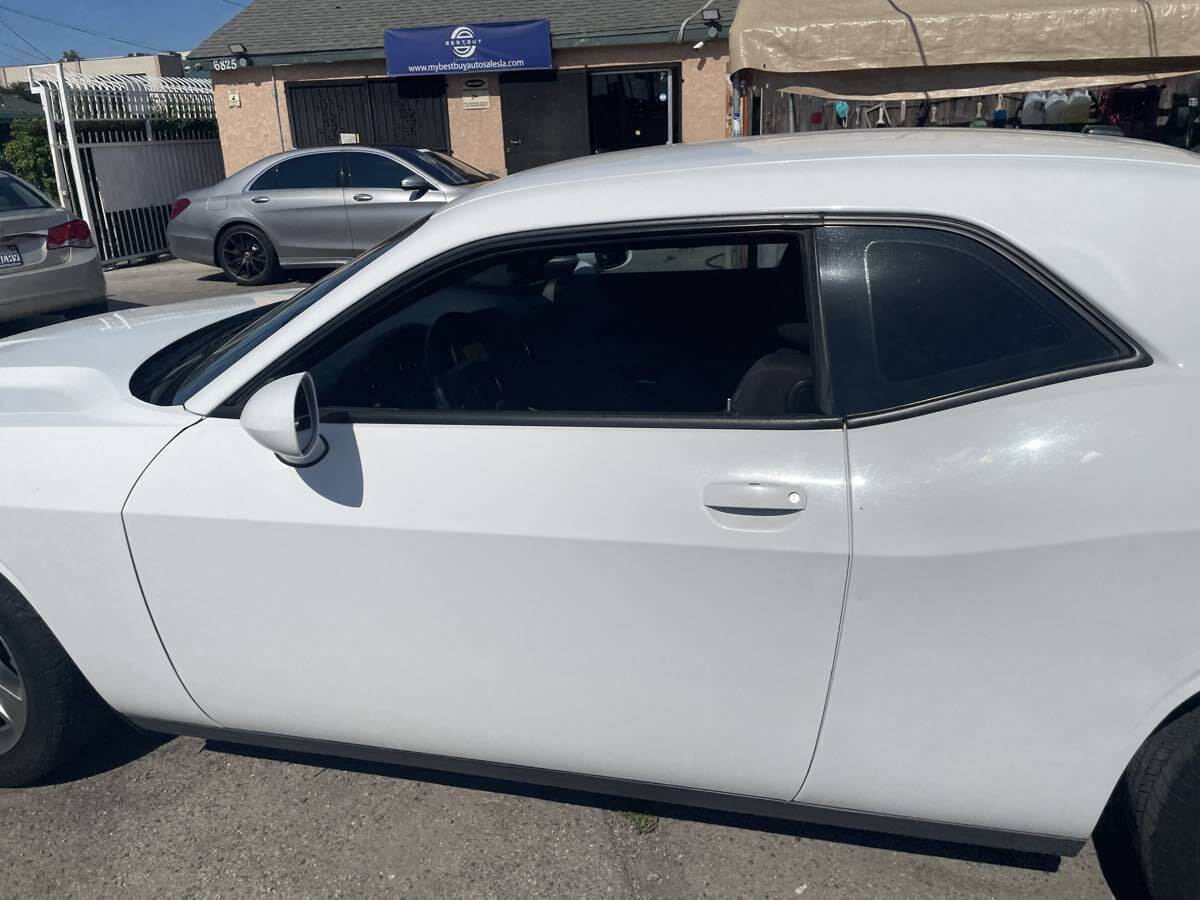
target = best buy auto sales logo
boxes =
[446,26,481,59]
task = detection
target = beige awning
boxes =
[730,1,1200,97]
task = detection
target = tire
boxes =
[217,225,279,286]
[0,577,108,787]
[1108,704,1200,899]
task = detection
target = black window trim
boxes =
[814,213,1151,427]
[210,214,840,430]
[202,211,1145,431]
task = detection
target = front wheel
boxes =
[0,578,108,787]
[217,225,279,286]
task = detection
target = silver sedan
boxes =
[167,145,493,286]
[0,172,106,323]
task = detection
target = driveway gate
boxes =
[29,64,224,265]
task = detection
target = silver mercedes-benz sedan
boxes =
[0,172,106,323]
[166,145,493,286]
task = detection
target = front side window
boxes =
[276,230,818,420]
[343,152,414,189]
[817,225,1128,416]
[172,216,430,406]
[250,153,340,192]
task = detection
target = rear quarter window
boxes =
[816,225,1131,416]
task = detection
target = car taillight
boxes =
[46,218,92,250]
[168,197,191,222]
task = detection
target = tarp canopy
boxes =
[730,0,1200,98]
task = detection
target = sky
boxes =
[0,0,241,68]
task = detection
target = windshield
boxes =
[409,149,491,185]
[0,174,51,212]
[173,215,430,406]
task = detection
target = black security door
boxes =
[287,77,450,150]
[499,70,590,173]
[367,78,450,149]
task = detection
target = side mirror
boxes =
[240,372,327,466]
[401,175,433,192]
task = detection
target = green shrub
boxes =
[1,117,57,198]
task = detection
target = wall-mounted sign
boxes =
[462,77,491,110]
[227,89,241,108]
[339,133,360,144]
[211,57,247,72]
[384,19,551,78]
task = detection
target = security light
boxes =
[228,42,247,54]
[702,8,722,38]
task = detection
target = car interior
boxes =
[305,233,822,418]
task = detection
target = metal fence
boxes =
[28,65,224,265]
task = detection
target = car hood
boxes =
[0,290,297,422]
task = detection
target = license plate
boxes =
[0,245,21,269]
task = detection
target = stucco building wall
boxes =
[211,41,729,177]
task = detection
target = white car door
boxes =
[124,224,849,801]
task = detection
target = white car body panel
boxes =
[0,292,293,722]
[799,366,1200,838]
[0,131,1198,850]
[124,419,850,799]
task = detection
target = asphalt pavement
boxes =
[104,257,319,308]
[2,719,1122,900]
[0,257,315,340]
[1,256,1132,899]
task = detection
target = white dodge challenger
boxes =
[0,131,1196,896]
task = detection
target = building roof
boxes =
[190,0,739,62]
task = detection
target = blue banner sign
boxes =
[385,19,552,77]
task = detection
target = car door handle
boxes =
[250,196,270,204]
[352,193,373,202]
[703,482,807,513]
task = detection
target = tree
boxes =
[1,118,57,199]
[60,50,83,62]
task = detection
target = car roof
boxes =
[494,128,1200,191]
[433,128,1200,245]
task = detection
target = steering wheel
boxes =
[424,309,529,410]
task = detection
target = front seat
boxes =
[730,349,816,416]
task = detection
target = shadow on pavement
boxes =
[202,739,1064,874]
[35,718,173,787]
[194,267,331,286]
[1093,797,1153,900]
